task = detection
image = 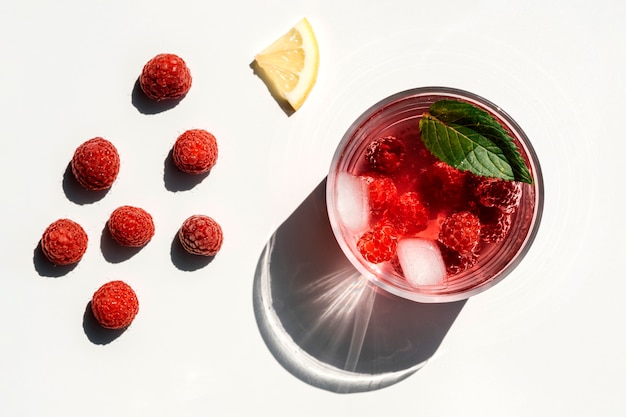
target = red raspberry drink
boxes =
[327,87,543,302]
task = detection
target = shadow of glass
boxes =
[253,178,466,393]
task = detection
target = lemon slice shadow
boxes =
[250,60,297,116]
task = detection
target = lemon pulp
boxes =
[254,17,319,111]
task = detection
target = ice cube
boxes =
[397,238,446,287]
[335,172,370,234]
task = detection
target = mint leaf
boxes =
[418,100,533,184]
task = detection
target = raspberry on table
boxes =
[386,191,429,235]
[71,137,120,191]
[178,215,224,256]
[172,129,218,175]
[91,280,139,330]
[438,211,481,255]
[365,136,406,174]
[107,206,155,247]
[474,176,522,213]
[139,53,192,101]
[357,222,398,264]
[41,218,88,265]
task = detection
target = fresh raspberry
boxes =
[71,137,120,191]
[365,136,406,173]
[139,53,192,101]
[41,218,88,265]
[437,241,478,276]
[357,222,398,264]
[91,280,139,330]
[477,206,512,243]
[363,175,397,214]
[420,161,470,210]
[474,177,522,213]
[438,211,481,255]
[107,206,155,247]
[178,215,223,256]
[386,191,429,235]
[172,129,218,174]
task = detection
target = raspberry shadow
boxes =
[170,233,214,271]
[32,241,78,277]
[82,301,127,344]
[62,162,110,205]
[253,178,466,393]
[163,149,210,192]
[100,223,144,263]
[131,78,185,115]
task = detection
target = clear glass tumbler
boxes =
[326,87,543,303]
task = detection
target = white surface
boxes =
[1,0,624,416]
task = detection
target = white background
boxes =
[1,0,624,416]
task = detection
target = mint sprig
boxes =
[418,100,533,184]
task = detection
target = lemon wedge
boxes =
[253,17,319,112]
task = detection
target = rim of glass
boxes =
[326,86,544,303]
